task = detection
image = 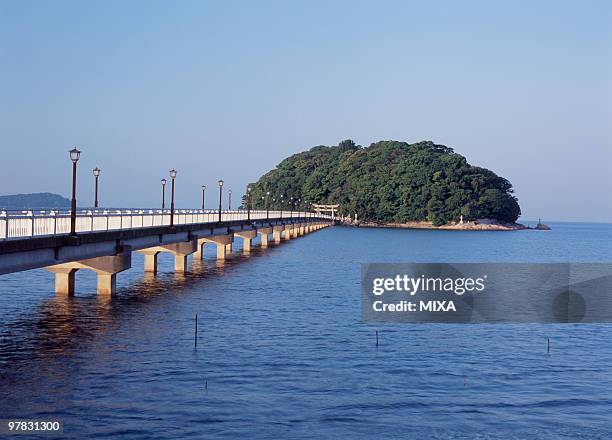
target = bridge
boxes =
[0,208,332,295]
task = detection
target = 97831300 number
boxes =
[0,420,63,435]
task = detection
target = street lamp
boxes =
[217,179,224,222]
[92,167,101,208]
[246,186,252,222]
[266,191,270,221]
[228,189,232,210]
[169,169,177,227]
[161,178,167,209]
[280,194,284,219]
[69,148,81,236]
[201,185,206,210]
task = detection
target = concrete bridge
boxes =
[0,208,331,295]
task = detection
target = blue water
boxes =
[0,222,611,439]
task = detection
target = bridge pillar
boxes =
[138,240,197,274]
[283,224,293,240]
[46,248,132,295]
[235,230,257,253]
[293,224,302,238]
[197,234,233,260]
[272,226,283,243]
[139,250,160,273]
[257,227,272,248]
[47,267,78,295]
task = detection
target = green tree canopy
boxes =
[247,140,521,226]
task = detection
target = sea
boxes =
[0,222,611,439]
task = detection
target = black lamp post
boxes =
[228,189,232,210]
[266,191,270,221]
[93,167,101,208]
[280,194,284,219]
[217,179,224,222]
[69,148,81,236]
[246,186,252,222]
[161,178,167,209]
[169,169,177,227]
[289,197,294,218]
[201,185,206,210]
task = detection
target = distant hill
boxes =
[248,139,521,226]
[0,192,70,210]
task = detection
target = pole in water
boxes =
[195,314,198,348]
[376,330,379,347]
[547,337,550,353]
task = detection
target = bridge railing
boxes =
[0,209,330,240]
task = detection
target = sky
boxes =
[0,0,610,222]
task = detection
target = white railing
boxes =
[0,209,331,240]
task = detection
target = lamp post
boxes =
[161,178,167,209]
[69,148,81,236]
[289,196,294,218]
[169,169,177,227]
[246,186,252,222]
[92,167,101,208]
[217,179,224,222]
[280,194,284,219]
[228,189,232,210]
[201,185,206,210]
[266,191,270,221]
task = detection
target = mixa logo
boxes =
[420,300,456,312]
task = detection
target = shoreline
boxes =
[342,220,551,231]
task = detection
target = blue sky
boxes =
[0,0,610,221]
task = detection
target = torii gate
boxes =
[312,204,339,220]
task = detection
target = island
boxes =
[0,192,70,210]
[248,139,532,230]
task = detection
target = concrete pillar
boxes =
[217,245,226,260]
[97,273,117,295]
[46,248,131,296]
[174,254,188,273]
[139,251,159,273]
[272,226,283,243]
[257,227,272,248]
[197,234,233,261]
[47,267,78,295]
[293,224,301,238]
[235,230,257,253]
[194,243,204,260]
[139,240,196,274]
[283,225,293,240]
[225,243,233,254]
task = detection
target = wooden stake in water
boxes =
[195,314,198,348]
[547,337,550,353]
[376,330,379,347]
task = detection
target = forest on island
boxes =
[246,140,521,226]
